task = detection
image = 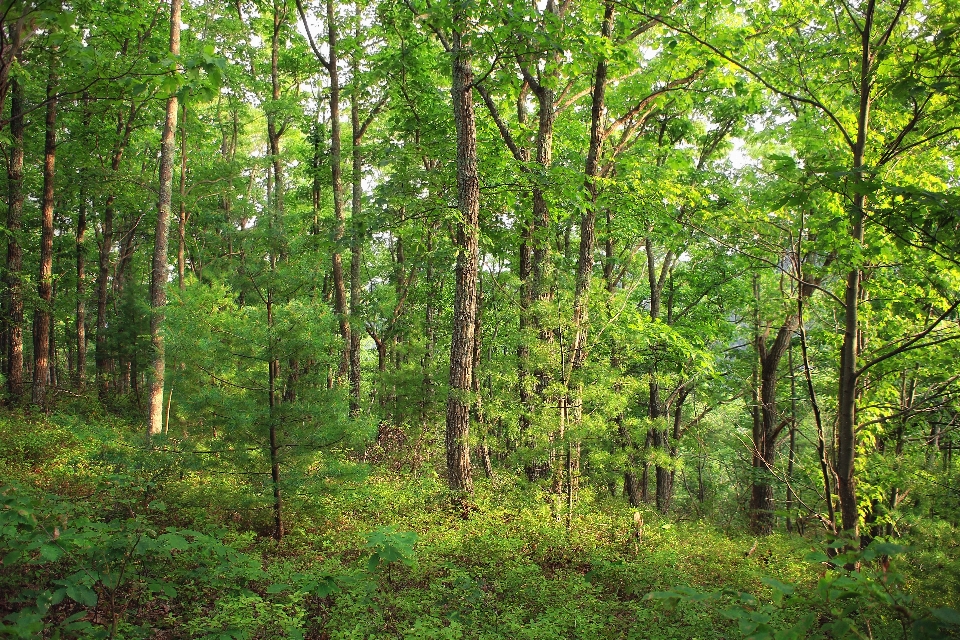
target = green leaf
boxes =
[65,585,98,607]
[931,608,960,626]
[804,551,830,563]
[3,549,23,565]
[39,544,63,562]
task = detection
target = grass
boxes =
[1,403,957,639]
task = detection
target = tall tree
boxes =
[444,0,480,496]
[147,0,182,438]
[32,54,58,406]
[4,74,25,400]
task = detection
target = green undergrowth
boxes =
[1,405,958,639]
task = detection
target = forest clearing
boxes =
[1,0,959,637]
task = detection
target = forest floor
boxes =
[1,400,958,639]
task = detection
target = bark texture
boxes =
[445,12,479,496]
[4,75,24,400]
[147,0,181,437]
[32,61,57,406]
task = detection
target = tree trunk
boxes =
[97,100,139,397]
[348,28,363,416]
[177,102,187,290]
[645,237,677,513]
[75,171,87,386]
[327,0,351,384]
[4,74,24,400]
[568,0,612,380]
[445,10,479,497]
[750,316,797,534]
[836,2,876,541]
[147,0,181,438]
[267,291,283,540]
[33,60,58,407]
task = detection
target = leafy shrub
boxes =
[648,540,960,639]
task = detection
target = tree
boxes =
[147,0,182,438]
[443,0,480,497]
[31,51,57,406]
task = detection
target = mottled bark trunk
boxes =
[33,61,58,406]
[4,75,24,400]
[147,0,181,438]
[445,14,479,496]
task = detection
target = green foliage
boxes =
[649,541,960,639]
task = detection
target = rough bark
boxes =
[4,74,24,400]
[33,60,57,406]
[445,12,479,496]
[147,0,181,438]
[568,0,613,377]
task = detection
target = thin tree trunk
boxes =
[33,59,58,406]
[97,100,139,396]
[645,238,676,512]
[4,74,24,400]
[75,172,87,386]
[445,9,479,497]
[348,24,363,415]
[147,0,181,438]
[177,102,187,290]
[568,0,612,380]
[267,290,283,540]
[327,0,351,383]
[786,343,797,533]
[836,1,876,540]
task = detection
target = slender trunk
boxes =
[750,316,798,534]
[75,174,87,386]
[33,60,58,406]
[177,102,187,290]
[348,29,362,415]
[147,0,181,438]
[645,238,676,512]
[4,75,24,400]
[97,101,138,396]
[568,0,612,379]
[422,223,436,422]
[786,344,797,533]
[837,0,875,540]
[267,291,283,540]
[559,0,613,514]
[512,86,539,472]
[48,276,57,390]
[327,0,350,383]
[445,11,479,496]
